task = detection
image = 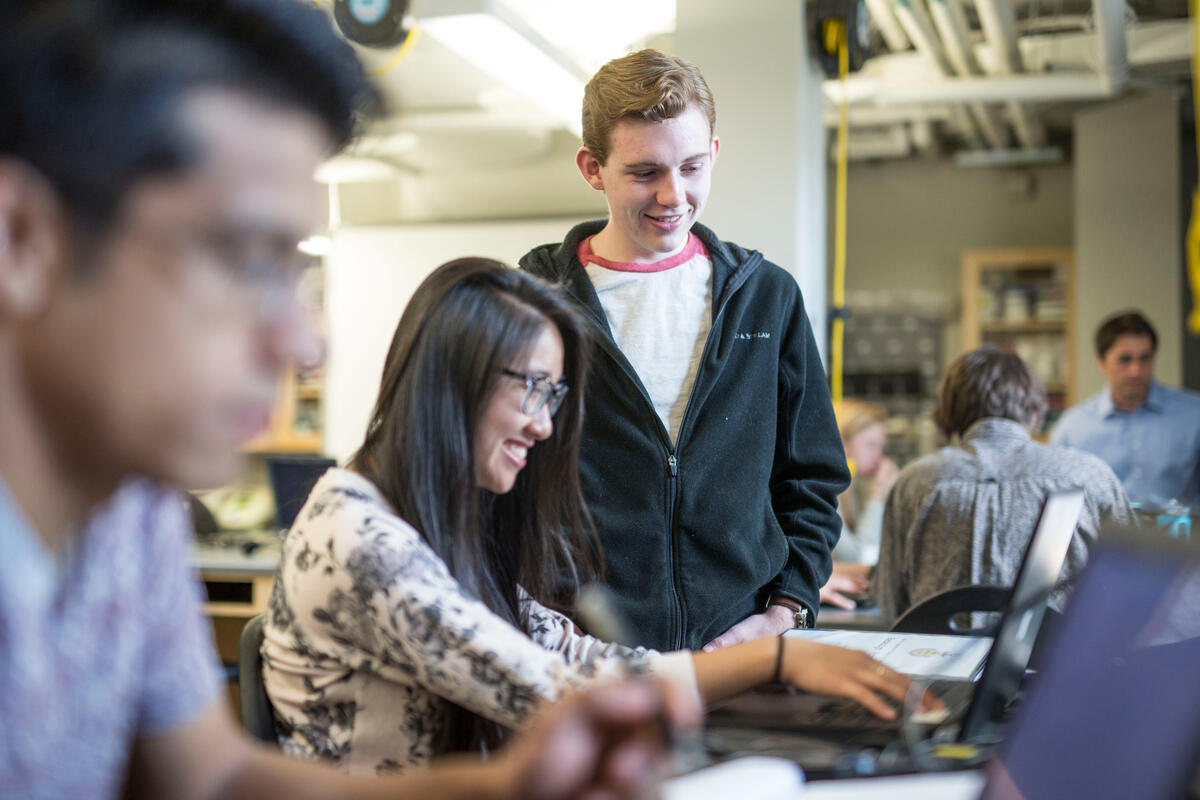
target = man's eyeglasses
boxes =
[501,369,569,418]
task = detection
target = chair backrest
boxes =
[891,584,1011,635]
[238,613,277,743]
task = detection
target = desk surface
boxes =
[192,543,281,575]
[814,605,887,632]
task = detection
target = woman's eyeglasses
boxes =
[501,369,569,418]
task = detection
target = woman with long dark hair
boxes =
[263,257,929,774]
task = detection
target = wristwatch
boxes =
[769,594,810,629]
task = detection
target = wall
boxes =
[1075,91,1183,398]
[826,156,1075,359]
[336,134,606,225]
[322,218,592,461]
[676,0,829,359]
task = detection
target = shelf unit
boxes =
[962,247,1076,431]
[241,369,323,455]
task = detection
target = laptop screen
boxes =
[957,487,1086,742]
[266,455,335,532]
[979,532,1200,800]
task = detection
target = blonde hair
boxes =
[581,49,716,165]
[833,398,888,446]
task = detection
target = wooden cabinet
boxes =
[962,247,1076,430]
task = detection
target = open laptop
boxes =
[265,454,336,533]
[796,526,1200,799]
[706,487,1087,759]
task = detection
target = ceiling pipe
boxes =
[927,0,981,75]
[822,103,955,126]
[973,0,1046,146]
[975,0,1025,73]
[824,3,1137,109]
[890,0,954,73]
[926,0,1011,147]
[869,72,1112,104]
[864,0,913,52]
[1093,0,1130,92]
[840,124,912,159]
[888,0,995,144]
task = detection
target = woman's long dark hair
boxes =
[349,257,598,755]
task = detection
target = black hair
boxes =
[0,0,380,235]
[350,258,598,756]
[934,346,1048,438]
[1094,310,1158,358]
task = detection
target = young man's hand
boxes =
[701,605,794,651]
[819,563,872,610]
[497,680,697,800]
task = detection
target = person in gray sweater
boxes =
[875,347,1134,626]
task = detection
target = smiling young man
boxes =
[520,50,849,652]
[1052,310,1200,510]
[0,3,680,798]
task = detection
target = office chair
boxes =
[891,584,1011,636]
[892,584,1063,666]
[238,613,278,744]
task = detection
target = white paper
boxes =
[663,756,805,800]
[799,770,985,799]
[785,629,993,681]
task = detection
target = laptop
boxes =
[265,454,336,533]
[797,526,1200,799]
[706,487,1087,759]
[975,526,1200,800]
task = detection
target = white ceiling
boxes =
[318,0,1192,188]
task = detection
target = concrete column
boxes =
[1074,92,1182,397]
[675,0,830,361]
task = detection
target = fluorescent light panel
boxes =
[415,0,587,137]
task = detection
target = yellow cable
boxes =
[1189,0,1200,335]
[367,25,421,77]
[831,20,850,404]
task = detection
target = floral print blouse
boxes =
[261,468,696,774]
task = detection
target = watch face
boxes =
[349,0,389,25]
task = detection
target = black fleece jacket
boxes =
[520,221,850,651]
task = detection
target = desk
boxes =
[815,605,888,632]
[193,543,281,619]
[193,544,281,720]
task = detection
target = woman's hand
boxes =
[778,638,943,720]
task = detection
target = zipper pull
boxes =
[667,454,678,476]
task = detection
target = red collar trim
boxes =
[578,233,707,273]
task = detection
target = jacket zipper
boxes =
[662,253,762,649]
[562,248,762,650]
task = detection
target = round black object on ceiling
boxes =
[334,0,411,49]
[809,0,870,78]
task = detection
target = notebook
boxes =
[706,487,1086,755]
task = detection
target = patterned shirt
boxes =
[1051,381,1200,510]
[262,468,697,774]
[0,478,224,799]
[875,418,1134,625]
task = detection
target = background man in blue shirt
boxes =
[1052,311,1200,510]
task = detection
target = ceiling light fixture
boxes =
[411,0,588,137]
